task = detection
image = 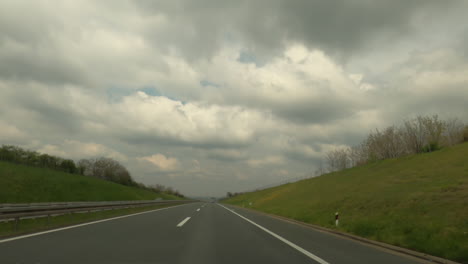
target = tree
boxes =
[0,145,15,162]
[77,159,92,175]
[79,157,134,186]
[60,159,77,174]
[149,184,166,193]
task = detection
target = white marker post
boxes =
[335,212,339,227]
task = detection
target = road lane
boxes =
[0,202,424,264]
[220,204,423,264]
[177,217,191,227]
[174,202,314,264]
[218,203,328,264]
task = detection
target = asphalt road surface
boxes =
[0,202,423,264]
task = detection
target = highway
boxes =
[0,202,423,264]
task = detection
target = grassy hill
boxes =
[0,161,181,203]
[224,143,468,262]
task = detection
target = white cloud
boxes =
[247,156,285,168]
[110,92,267,146]
[37,140,127,161]
[0,120,28,143]
[139,154,179,171]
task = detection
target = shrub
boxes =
[422,142,441,153]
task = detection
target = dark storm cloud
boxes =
[0,45,86,85]
[204,149,248,162]
[5,86,84,136]
[135,0,451,60]
[117,131,253,150]
[274,96,359,124]
[0,2,89,86]
[0,2,56,44]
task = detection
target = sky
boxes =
[1,0,468,197]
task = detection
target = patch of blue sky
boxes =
[106,86,133,102]
[107,85,187,104]
[138,86,162,97]
[200,80,221,88]
[237,51,258,65]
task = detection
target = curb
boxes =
[226,204,460,264]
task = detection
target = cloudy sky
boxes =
[1,0,467,197]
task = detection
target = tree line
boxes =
[322,115,468,174]
[0,145,184,198]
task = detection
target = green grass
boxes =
[0,161,181,202]
[0,204,176,238]
[224,143,468,263]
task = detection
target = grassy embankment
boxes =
[224,143,468,263]
[0,161,184,237]
[0,160,181,202]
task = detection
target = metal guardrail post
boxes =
[14,217,19,231]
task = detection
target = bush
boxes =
[422,142,441,153]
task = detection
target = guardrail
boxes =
[0,200,193,230]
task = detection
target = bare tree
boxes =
[420,115,445,151]
[314,160,325,176]
[321,115,466,173]
[326,148,349,172]
[442,118,465,146]
[365,126,409,161]
[403,117,426,154]
[348,143,369,167]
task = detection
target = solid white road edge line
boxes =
[176,217,191,227]
[0,203,189,244]
[218,204,329,264]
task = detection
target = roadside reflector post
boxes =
[335,212,339,227]
[14,217,19,231]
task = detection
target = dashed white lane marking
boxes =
[0,204,189,244]
[218,204,329,264]
[176,217,191,227]
[196,208,200,212]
